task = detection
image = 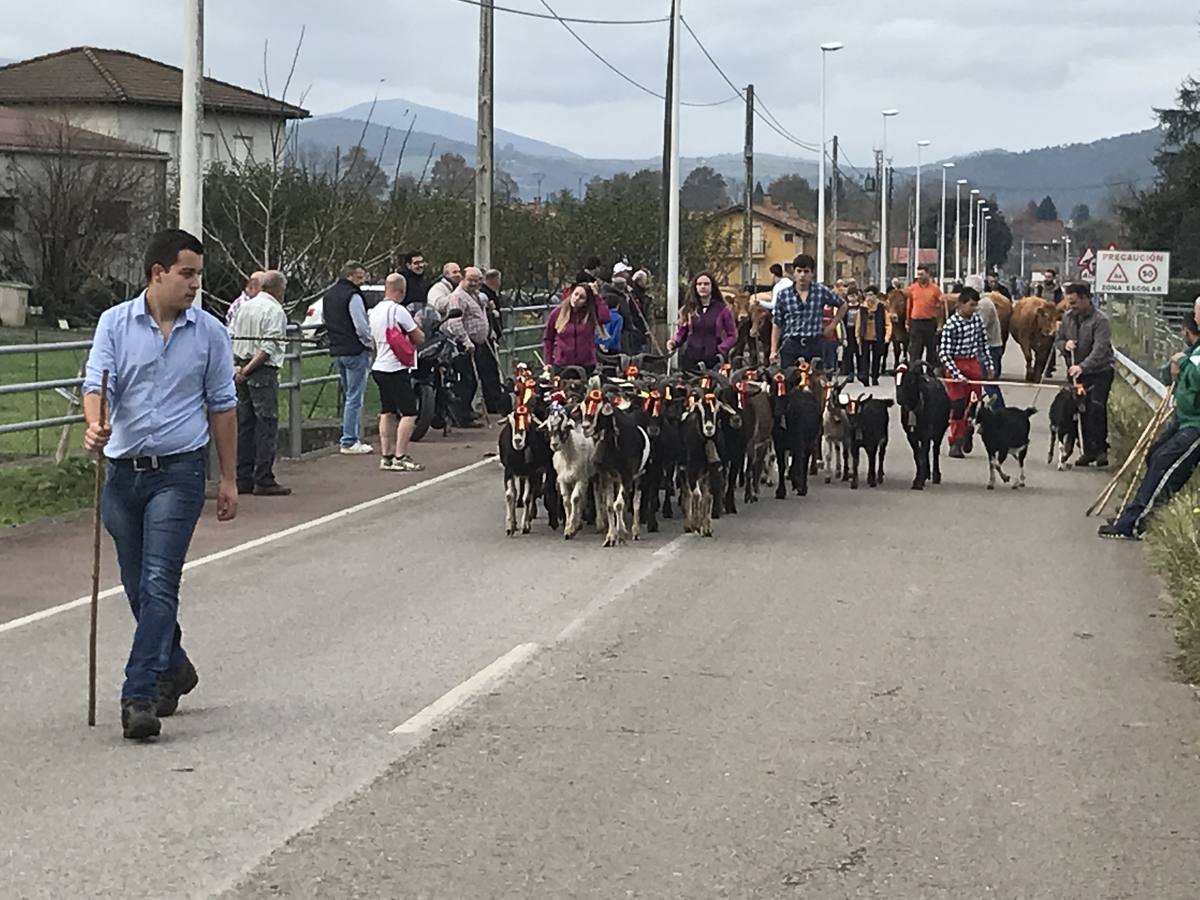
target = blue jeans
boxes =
[336,351,371,447]
[102,451,206,701]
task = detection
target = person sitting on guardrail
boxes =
[1100,314,1200,540]
[230,269,291,496]
[1057,282,1115,467]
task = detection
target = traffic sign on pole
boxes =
[1078,246,1097,282]
[1095,250,1170,295]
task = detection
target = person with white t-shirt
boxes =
[757,263,792,311]
[369,273,426,472]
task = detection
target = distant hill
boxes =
[296,106,1162,215]
[934,129,1162,215]
[323,99,581,161]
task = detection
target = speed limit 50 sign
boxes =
[1095,250,1171,295]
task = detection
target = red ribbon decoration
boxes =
[774,372,787,397]
[514,404,529,433]
[585,388,602,418]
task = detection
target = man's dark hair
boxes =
[865,284,881,295]
[583,256,602,271]
[916,264,930,274]
[403,250,425,265]
[792,253,816,270]
[959,286,981,303]
[1065,282,1092,299]
[341,260,366,278]
[769,263,784,278]
[1182,314,1199,336]
[144,228,203,280]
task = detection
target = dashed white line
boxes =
[0,458,495,636]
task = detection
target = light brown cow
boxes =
[1009,297,1062,382]
[728,291,772,366]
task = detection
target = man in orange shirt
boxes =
[905,264,942,367]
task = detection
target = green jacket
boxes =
[1174,341,1200,430]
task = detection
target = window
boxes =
[836,260,846,279]
[783,232,794,243]
[96,200,132,234]
[751,224,766,256]
[203,132,216,161]
[234,135,254,162]
[153,129,177,157]
[0,196,15,229]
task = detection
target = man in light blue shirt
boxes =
[83,228,239,741]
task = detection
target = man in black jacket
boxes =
[400,250,436,332]
[322,260,375,454]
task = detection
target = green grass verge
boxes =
[1109,378,1200,682]
[0,457,96,527]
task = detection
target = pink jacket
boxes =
[543,300,611,369]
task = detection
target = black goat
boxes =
[770,367,822,499]
[678,389,724,536]
[1048,384,1087,471]
[588,389,652,546]
[498,396,559,535]
[895,361,950,491]
[847,396,893,489]
[976,398,1037,490]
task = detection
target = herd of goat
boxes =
[496,356,1060,545]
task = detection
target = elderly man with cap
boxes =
[441,267,508,424]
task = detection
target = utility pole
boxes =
[473,0,494,270]
[742,84,754,289]
[828,134,839,283]
[886,163,895,285]
[179,0,204,305]
[666,0,682,337]
[874,149,883,283]
[659,0,676,284]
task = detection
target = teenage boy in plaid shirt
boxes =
[939,286,994,458]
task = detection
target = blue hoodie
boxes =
[596,307,624,353]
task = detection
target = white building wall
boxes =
[11,103,286,170]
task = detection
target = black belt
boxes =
[111,448,206,472]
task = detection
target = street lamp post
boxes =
[817,41,844,283]
[984,215,993,272]
[914,139,930,281]
[977,201,988,272]
[939,162,954,288]
[967,188,980,277]
[879,109,899,287]
[954,178,967,283]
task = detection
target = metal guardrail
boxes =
[497,302,554,372]
[1115,349,1168,409]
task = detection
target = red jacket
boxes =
[543,300,612,368]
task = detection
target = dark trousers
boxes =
[102,451,206,701]
[983,346,1006,409]
[1116,420,1200,533]
[474,343,509,415]
[779,335,823,369]
[908,318,938,367]
[451,352,478,422]
[1079,368,1114,458]
[236,366,280,488]
[859,341,886,383]
[841,324,861,377]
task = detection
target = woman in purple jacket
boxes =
[667,272,737,372]
[543,282,611,375]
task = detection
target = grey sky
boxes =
[1,0,1195,166]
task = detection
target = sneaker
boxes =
[1075,454,1097,467]
[1098,523,1140,541]
[380,457,395,471]
[1094,455,1110,469]
[340,442,374,455]
[122,698,161,740]
[156,659,199,717]
[253,483,292,496]
[390,455,425,472]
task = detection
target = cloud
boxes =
[0,0,1195,166]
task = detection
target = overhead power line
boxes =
[677,16,820,153]
[449,0,668,25]
[533,0,741,107]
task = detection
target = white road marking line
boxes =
[0,458,496,636]
[557,534,687,642]
[391,642,540,735]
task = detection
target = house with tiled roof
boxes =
[709,198,874,287]
[0,46,309,171]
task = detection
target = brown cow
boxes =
[886,289,908,371]
[1009,297,1062,382]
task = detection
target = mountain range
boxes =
[297,99,1162,215]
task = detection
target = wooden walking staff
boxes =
[88,370,109,727]
[1086,389,1173,518]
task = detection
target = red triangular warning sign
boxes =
[1108,262,1129,284]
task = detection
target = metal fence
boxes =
[1107,293,1192,380]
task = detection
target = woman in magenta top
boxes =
[543,282,611,375]
[667,272,737,372]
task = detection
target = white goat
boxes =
[545,408,596,540]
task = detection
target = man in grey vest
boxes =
[321,261,374,455]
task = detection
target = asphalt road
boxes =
[4,362,1200,899]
